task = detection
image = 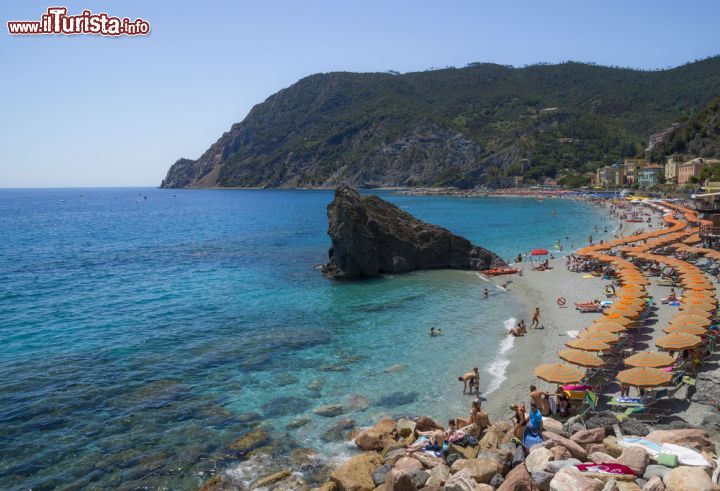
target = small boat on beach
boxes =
[482,267,519,276]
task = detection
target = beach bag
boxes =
[657,453,679,468]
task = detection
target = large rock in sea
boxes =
[322,186,506,279]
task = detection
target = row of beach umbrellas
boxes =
[534,200,715,387]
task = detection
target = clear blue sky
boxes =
[2,0,719,188]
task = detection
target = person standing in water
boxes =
[483,288,489,299]
[457,367,480,394]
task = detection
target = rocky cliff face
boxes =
[322,187,506,279]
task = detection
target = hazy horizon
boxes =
[2,0,720,188]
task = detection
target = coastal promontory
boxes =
[322,186,506,279]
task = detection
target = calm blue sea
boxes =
[0,188,612,489]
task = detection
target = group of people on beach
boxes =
[508,384,572,444]
[508,307,540,336]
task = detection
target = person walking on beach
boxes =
[529,307,540,329]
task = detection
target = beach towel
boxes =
[576,463,635,476]
[522,427,543,448]
[529,409,543,431]
[617,396,645,404]
[661,443,710,467]
[619,438,710,467]
[563,384,592,391]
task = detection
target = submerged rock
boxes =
[287,417,311,430]
[313,404,345,417]
[322,186,506,279]
[376,391,419,408]
[261,396,311,417]
[321,419,356,442]
[347,394,370,411]
[228,428,271,456]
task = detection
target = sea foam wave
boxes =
[484,317,516,394]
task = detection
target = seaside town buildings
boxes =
[623,158,645,184]
[677,158,720,185]
[596,165,625,188]
[587,156,720,190]
[637,164,664,188]
[664,154,689,184]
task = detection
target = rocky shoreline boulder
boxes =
[322,186,506,279]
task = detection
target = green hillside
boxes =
[161,57,720,189]
[651,95,720,160]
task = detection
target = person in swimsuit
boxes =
[529,307,540,329]
[529,385,551,416]
[458,370,477,394]
[406,429,446,454]
[518,319,527,335]
[555,386,570,416]
[510,403,526,440]
[471,367,480,394]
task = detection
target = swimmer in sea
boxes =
[430,327,437,337]
[484,288,489,299]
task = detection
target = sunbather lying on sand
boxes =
[574,299,601,309]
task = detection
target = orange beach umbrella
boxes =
[675,308,713,319]
[663,324,708,336]
[534,363,585,384]
[579,329,621,344]
[624,351,675,368]
[617,367,672,388]
[565,338,611,352]
[591,321,628,333]
[656,332,702,350]
[672,312,712,322]
[558,349,605,368]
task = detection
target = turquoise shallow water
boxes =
[0,188,612,489]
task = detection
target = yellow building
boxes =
[664,154,689,184]
[624,158,645,184]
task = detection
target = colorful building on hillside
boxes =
[637,164,664,188]
[596,165,625,188]
[623,158,645,184]
[678,158,720,185]
[664,154,689,184]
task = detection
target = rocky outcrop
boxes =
[354,418,397,451]
[322,187,506,279]
[330,452,383,491]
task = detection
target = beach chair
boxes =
[614,407,658,424]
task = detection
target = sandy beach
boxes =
[482,205,670,419]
